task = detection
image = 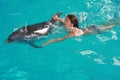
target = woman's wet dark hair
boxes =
[67,14,79,28]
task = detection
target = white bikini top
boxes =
[73,28,84,36]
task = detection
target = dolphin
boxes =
[5,12,62,48]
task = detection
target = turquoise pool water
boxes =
[0,0,120,80]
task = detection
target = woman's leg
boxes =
[83,18,120,35]
[98,25,115,31]
[83,25,115,35]
[98,17,120,32]
[104,17,120,26]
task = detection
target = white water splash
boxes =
[80,50,97,55]
[80,50,120,66]
[96,30,118,42]
[51,25,65,35]
[86,1,92,8]
[111,30,118,40]
[104,0,112,4]
[100,5,112,14]
[78,12,88,23]
[113,57,120,66]
[85,0,115,23]
[96,35,110,42]
[93,58,105,64]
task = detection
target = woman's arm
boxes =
[40,32,74,47]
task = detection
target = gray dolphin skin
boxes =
[5,12,62,48]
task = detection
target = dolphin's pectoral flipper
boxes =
[28,42,42,48]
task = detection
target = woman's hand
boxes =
[52,15,60,21]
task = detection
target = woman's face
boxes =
[64,17,73,29]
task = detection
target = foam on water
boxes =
[96,29,118,42]
[96,35,111,42]
[80,50,120,66]
[80,50,97,55]
[93,58,105,64]
[111,30,118,40]
[113,57,120,66]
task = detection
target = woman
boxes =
[39,14,117,47]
